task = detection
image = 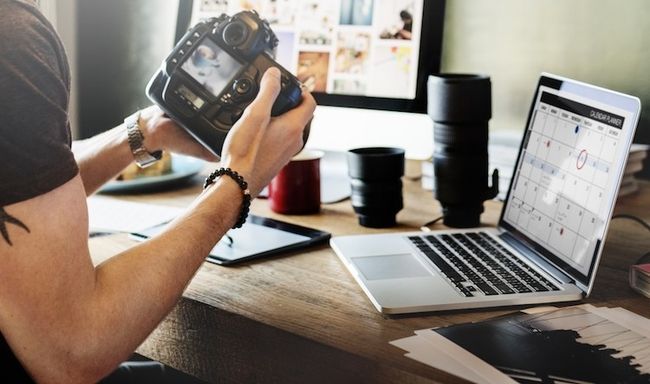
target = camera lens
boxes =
[347,147,405,228]
[222,21,249,47]
[428,74,498,228]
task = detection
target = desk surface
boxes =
[89,170,650,384]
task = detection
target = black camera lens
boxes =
[347,147,405,228]
[222,21,249,46]
[428,74,498,228]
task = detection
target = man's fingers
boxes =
[275,90,316,126]
[248,67,282,117]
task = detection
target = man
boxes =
[0,1,316,383]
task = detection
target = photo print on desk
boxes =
[431,306,650,383]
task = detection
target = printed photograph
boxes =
[339,0,374,26]
[297,52,330,92]
[435,307,650,384]
[335,32,370,74]
[298,1,338,29]
[237,0,261,11]
[376,0,415,40]
[299,30,333,46]
[333,79,366,95]
[297,1,337,45]
[199,0,229,13]
[258,0,300,26]
[369,46,413,98]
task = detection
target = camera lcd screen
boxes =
[181,38,243,98]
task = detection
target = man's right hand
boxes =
[219,67,317,197]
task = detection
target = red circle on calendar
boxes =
[576,149,588,170]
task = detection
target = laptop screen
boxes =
[500,74,640,287]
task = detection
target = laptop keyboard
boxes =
[408,232,560,297]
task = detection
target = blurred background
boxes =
[42,0,649,178]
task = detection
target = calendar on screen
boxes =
[504,88,629,275]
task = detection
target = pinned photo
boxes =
[237,0,260,11]
[300,30,333,46]
[377,0,414,40]
[260,0,300,26]
[335,32,370,74]
[298,1,338,29]
[333,79,366,95]
[297,52,330,92]
[339,0,374,26]
[369,46,413,98]
[199,0,229,13]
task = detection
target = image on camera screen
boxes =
[181,38,243,98]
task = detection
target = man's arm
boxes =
[0,69,315,384]
[72,106,217,195]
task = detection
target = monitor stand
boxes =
[319,149,351,204]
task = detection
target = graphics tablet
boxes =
[132,215,331,265]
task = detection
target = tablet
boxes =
[131,214,331,265]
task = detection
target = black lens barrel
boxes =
[348,147,405,228]
[428,74,495,228]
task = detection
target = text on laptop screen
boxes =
[503,85,634,277]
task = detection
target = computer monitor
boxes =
[178,0,445,159]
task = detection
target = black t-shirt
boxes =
[0,0,78,207]
[1,0,79,381]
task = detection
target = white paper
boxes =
[391,305,650,383]
[87,196,184,233]
[413,329,518,384]
[586,306,650,340]
[390,335,490,384]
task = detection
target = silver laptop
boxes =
[331,73,641,314]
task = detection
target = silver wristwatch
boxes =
[125,111,162,168]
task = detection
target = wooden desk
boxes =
[89,172,650,384]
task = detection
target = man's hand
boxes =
[138,106,219,163]
[220,67,317,196]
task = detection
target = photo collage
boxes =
[193,0,424,99]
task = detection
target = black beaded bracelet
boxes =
[204,167,251,229]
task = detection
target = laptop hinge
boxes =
[499,232,577,287]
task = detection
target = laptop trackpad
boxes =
[352,254,431,281]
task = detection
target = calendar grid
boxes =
[504,91,624,274]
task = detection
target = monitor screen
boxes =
[180,0,445,114]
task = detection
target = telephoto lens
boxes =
[428,74,498,228]
[347,147,405,228]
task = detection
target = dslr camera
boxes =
[146,11,304,156]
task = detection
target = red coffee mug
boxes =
[268,150,323,214]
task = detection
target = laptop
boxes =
[330,73,641,314]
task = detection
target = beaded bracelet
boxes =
[204,167,251,229]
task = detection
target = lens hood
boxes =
[427,74,491,123]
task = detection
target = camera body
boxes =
[146,11,304,156]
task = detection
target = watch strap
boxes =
[125,112,162,168]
